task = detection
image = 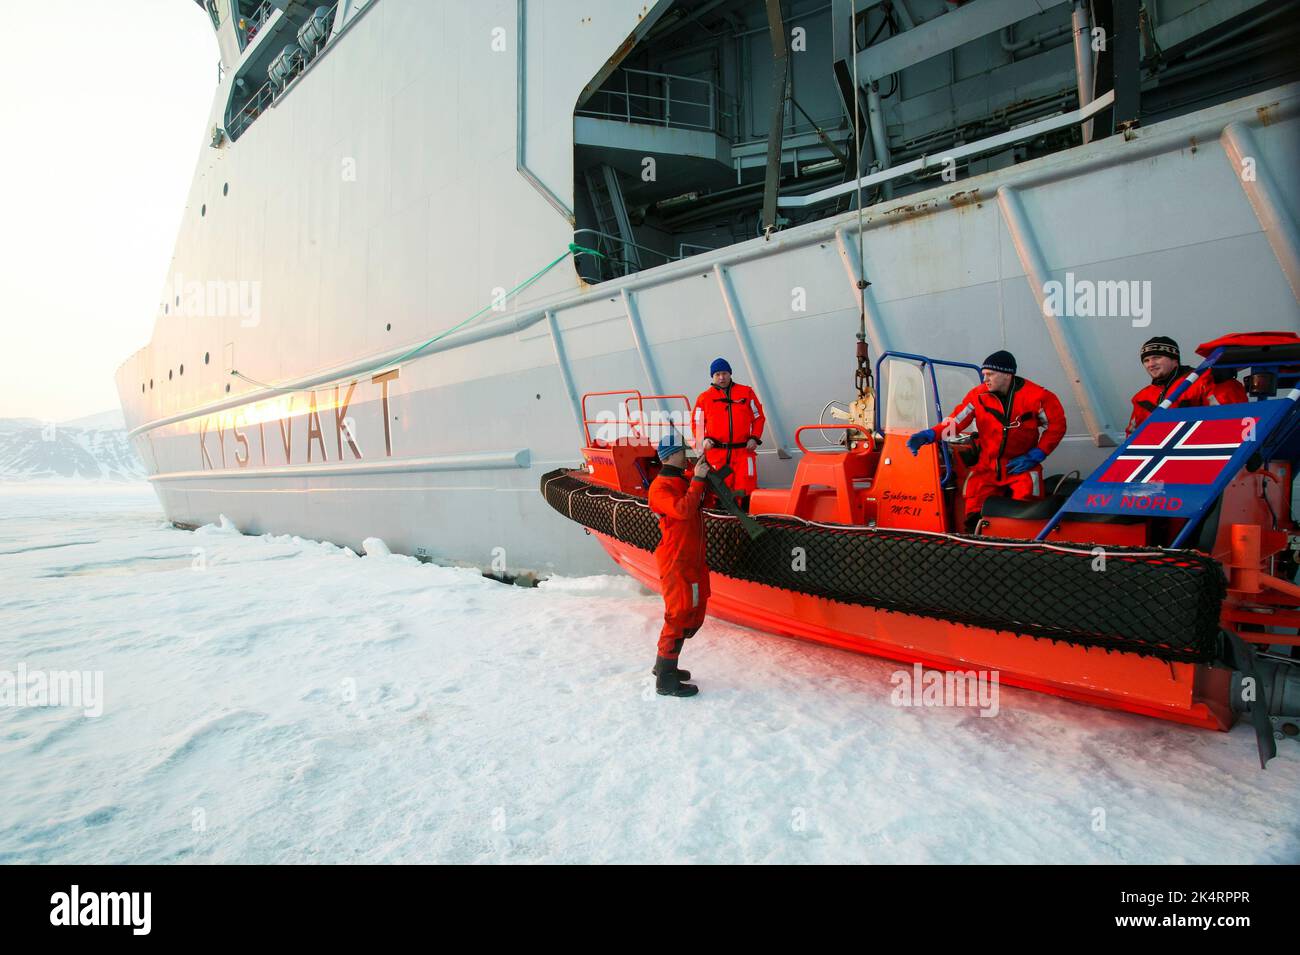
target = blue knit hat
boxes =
[710,357,732,377]
[981,350,1017,375]
[657,432,688,460]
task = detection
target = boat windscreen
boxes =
[882,359,927,432]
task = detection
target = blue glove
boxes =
[1006,447,1046,474]
[906,428,936,456]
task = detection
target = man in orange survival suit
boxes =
[647,431,711,698]
[693,358,765,504]
[1126,335,1247,435]
[906,350,1067,532]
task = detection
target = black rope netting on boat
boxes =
[542,468,1227,663]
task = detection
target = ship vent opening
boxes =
[570,0,1300,284]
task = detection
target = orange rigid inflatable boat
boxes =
[542,334,1300,764]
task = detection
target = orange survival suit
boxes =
[647,464,710,662]
[941,377,1067,519]
[1126,367,1247,435]
[692,382,766,495]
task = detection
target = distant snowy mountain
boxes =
[61,409,126,431]
[0,412,145,482]
[0,418,42,433]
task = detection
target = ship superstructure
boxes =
[118,0,1300,574]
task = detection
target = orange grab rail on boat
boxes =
[622,394,693,446]
[581,390,644,447]
[793,424,874,455]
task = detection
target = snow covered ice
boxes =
[1,483,1296,864]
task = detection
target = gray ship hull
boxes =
[117,0,1300,575]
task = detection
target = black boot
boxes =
[655,663,699,698]
[652,655,690,682]
[652,637,690,681]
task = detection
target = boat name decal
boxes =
[196,370,399,470]
[1085,492,1184,511]
[880,488,935,517]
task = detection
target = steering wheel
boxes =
[817,400,854,448]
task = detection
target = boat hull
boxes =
[598,531,1234,730]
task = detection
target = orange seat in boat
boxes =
[750,426,877,525]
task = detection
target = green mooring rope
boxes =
[231,242,604,393]
[373,242,603,373]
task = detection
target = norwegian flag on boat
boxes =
[1061,399,1295,519]
[1101,416,1256,485]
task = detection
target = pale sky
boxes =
[0,0,214,422]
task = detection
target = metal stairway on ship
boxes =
[582,164,641,280]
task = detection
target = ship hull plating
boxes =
[116,0,1300,575]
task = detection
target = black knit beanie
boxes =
[981,350,1017,375]
[1140,336,1180,363]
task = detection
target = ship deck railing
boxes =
[573,229,714,283]
[227,80,278,142]
[237,0,276,50]
[577,67,740,140]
